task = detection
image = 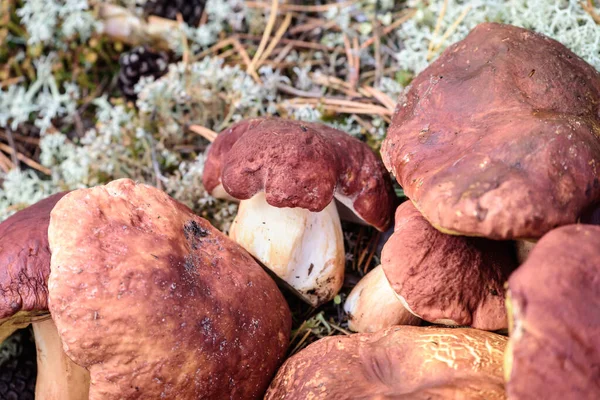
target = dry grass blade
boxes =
[0,151,13,173]
[231,37,261,83]
[582,0,600,23]
[427,0,449,59]
[246,0,357,13]
[188,125,218,142]
[432,4,473,56]
[248,0,279,77]
[256,12,293,68]
[362,86,397,111]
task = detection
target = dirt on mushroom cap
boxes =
[506,224,600,400]
[203,117,396,231]
[266,325,507,399]
[382,22,600,240]
[47,179,291,400]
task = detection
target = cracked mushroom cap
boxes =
[505,224,600,400]
[382,22,600,240]
[203,117,396,231]
[0,192,67,341]
[381,201,517,331]
[47,179,291,399]
[266,325,507,399]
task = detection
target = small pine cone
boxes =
[143,0,206,27]
[0,329,36,400]
[118,46,168,101]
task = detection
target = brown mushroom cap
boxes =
[203,117,395,231]
[47,179,291,399]
[382,22,600,240]
[505,224,600,399]
[382,201,517,330]
[266,325,507,399]
[0,192,67,338]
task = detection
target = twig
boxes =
[276,83,323,98]
[189,125,218,142]
[0,143,51,175]
[176,13,190,65]
[195,37,236,60]
[238,34,336,51]
[0,151,13,173]
[248,0,279,77]
[361,86,396,111]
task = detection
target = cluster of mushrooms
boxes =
[1,22,599,399]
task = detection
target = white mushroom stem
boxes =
[33,319,90,400]
[344,265,420,333]
[229,192,345,307]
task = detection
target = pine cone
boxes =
[118,46,168,101]
[0,329,36,400]
[143,0,206,27]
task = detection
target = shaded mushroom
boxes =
[203,117,396,306]
[0,192,89,399]
[382,22,600,240]
[266,325,507,399]
[47,179,291,399]
[505,224,600,399]
[345,201,517,332]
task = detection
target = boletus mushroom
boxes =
[345,201,517,332]
[381,22,600,241]
[266,325,507,399]
[505,224,600,399]
[0,192,90,399]
[203,117,396,306]
[47,179,291,399]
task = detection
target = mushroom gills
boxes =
[33,319,90,400]
[229,191,345,307]
[344,265,420,332]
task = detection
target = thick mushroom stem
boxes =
[515,239,536,264]
[229,192,345,307]
[33,319,90,400]
[344,265,420,332]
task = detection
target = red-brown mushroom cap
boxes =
[0,192,67,333]
[382,201,517,330]
[382,22,600,239]
[505,224,600,399]
[266,325,507,399]
[203,117,396,231]
[47,179,291,399]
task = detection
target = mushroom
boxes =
[345,201,517,332]
[381,22,600,241]
[47,179,291,399]
[505,224,600,399]
[203,117,396,306]
[266,325,507,399]
[0,192,90,399]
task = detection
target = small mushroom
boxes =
[203,117,395,306]
[0,192,89,399]
[48,179,291,399]
[505,224,600,399]
[345,201,517,332]
[382,22,600,240]
[266,325,507,399]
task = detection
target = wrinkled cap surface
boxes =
[382,22,600,239]
[0,192,67,321]
[47,179,291,400]
[506,224,600,400]
[266,325,507,399]
[382,201,517,331]
[203,117,396,231]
